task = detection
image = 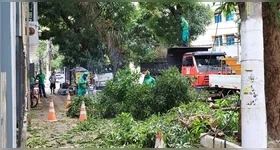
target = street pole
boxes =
[46,40,50,78]
[240,2,267,148]
[237,42,240,63]
[49,40,53,73]
[33,2,38,22]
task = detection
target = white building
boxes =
[192,3,241,62]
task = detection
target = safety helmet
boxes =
[83,72,89,75]
[180,16,185,21]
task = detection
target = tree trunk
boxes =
[237,107,242,143]
[106,34,125,76]
[263,2,280,141]
[107,47,121,76]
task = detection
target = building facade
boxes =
[192,3,241,62]
[0,2,39,148]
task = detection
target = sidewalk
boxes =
[26,87,79,148]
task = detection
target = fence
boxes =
[0,72,7,148]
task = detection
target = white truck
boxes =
[209,74,241,90]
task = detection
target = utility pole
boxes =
[49,39,53,74]
[46,40,50,78]
[33,2,38,22]
[240,2,267,148]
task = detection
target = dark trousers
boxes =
[50,83,56,94]
[39,84,46,97]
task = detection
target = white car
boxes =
[94,66,113,90]
[55,74,65,83]
[94,73,113,88]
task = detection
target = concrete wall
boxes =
[192,3,240,59]
[200,133,241,148]
[210,43,241,63]
[0,2,17,148]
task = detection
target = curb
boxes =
[200,133,241,148]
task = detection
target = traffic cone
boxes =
[65,92,71,111]
[155,132,164,148]
[47,98,57,122]
[79,101,87,122]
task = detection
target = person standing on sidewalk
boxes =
[49,71,56,94]
[36,70,47,98]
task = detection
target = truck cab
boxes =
[181,51,229,88]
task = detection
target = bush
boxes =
[152,67,197,113]
[93,67,206,120]
[94,69,141,118]
[124,84,154,119]
[67,67,208,120]
[66,95,100,118]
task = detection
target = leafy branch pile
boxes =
[94,67,205,119]
[64,99,238,148]
[64,68,239,147]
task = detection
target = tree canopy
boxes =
[38,2,212,72]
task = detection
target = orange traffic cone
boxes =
[65,92,71,111]
[155,132,164,148]
[47,98,57,122]
[79,101,87,122]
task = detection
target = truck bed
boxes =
[140,61,169,76]
[209,75,241,90]
[140,47,211,77]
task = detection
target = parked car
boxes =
[93,65,113,90]
[58,82,75,95]
[55,74,65,83]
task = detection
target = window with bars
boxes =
[214,13,222,23]
[226,34,235,45]
[215,36,223,46]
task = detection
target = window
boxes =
[195,55,225,67]
[183,57,194,66]
[226,11,234,21]
[214,13,222,23]
[226,34,235,45]
[215,36,223,46]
